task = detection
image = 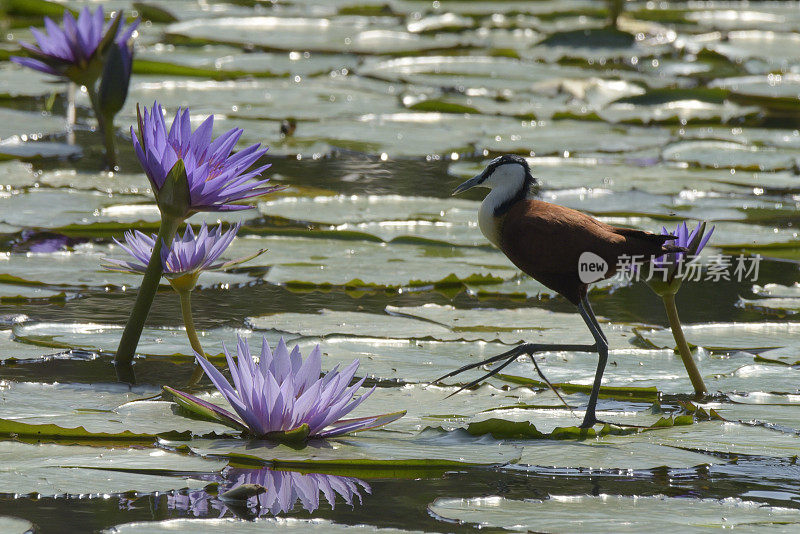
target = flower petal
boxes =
[315,410,407,438]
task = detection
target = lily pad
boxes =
[429,494,800,533]
[710,31,800,71]
[30,169,152,194]
[0,188,125,228]
[0,328,61,361]
[136,47,357,78]
[0,517,34,534]
[166,16,461,54]
[228,235,515,288]
[0,64,63,99]
[233,111,517,158]
[257,194,484,245]
[360,55,595,92]
[753,283,800,298]
[0,240,261,291]
[162,430,521,467]
[106,518,417,534]
[710,74,800,113]
[385,303,638,346]
[248,308,453,341]
[0,380,240,436]
[602,98,759,125]
[702,399,800,431]
[685,7,800,32]
[0,139,81,161]
[249,304,640,345]
[662,140,800,171]
[484,120,672,156]
[611,419,800,457]
[638,322,800,353]
[738,297,800,316]
[0,108,68,141]
[11,321,267,359]
[124,75,402,124]
[0,440,221,495]
[513,439,717,470]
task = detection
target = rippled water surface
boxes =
[0,1,799,532]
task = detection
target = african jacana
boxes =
[442,154,682,428]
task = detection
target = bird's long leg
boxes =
[581,293,607,343]
[578,300,609,428]
[432,341,597,413]
[432,342,597,385]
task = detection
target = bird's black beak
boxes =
[451,173,484,196]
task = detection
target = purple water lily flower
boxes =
[653,221,714,267]
[165,336,405,439]
[132,102,279,215]
[646,220,714,296]
[104,222,242,277]
[11,7,138,85]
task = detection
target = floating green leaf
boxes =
[0,417,186,446]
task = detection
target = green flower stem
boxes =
[86,86,117,168]
[177,288,208,387]
[66,82,76,145]
[662,292,708,396]
[114,215,181,373]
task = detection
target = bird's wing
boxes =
[499,199,623,275]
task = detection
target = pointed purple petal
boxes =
[315,410,406,438]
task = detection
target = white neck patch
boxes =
[476,163,527,246]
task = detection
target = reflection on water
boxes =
[163,467,370,520]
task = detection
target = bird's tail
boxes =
[615,227,675,245]
[661,244,688,254]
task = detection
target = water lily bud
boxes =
[98,42,133,120]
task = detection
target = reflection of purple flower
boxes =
[104,223,241,277]
[167,489,216,518]
[173,336,404,438]
[132,102,278,214]
[225,468,370,516]
[166,468,370,519]
[15,231,72,253]
[29,238,68,253]
[11,7,138,85]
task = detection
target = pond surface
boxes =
[1,0,799,532]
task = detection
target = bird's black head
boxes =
[452,154,536,196]
[482,154,531,180]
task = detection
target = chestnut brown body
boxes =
[500,199,676,304]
